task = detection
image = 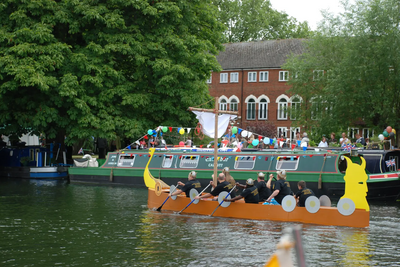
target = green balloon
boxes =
[383,130,389,137]
[232,127,238,134]
[162,127,168,132]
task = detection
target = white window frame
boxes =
[277,127,288,138]
[279,71,289,81]
[230,72,239,83]
[234,155,256,170]
[363,128,371,138]
[162,155,174,168]
[220,99,227,111]
[247,99,256,120]
[258,99,268,120]
[348,128,359,139]
[311,101,320,120]
[259,71,269,82]
[290,127,301,141]
[277,99,288,120]
[290,98,301,120]
[117,154,136,167]
[230,98,238,112]
[179,155,200,168]
[313,70,324,81]
[206,74,212,84]
[276,156,300,170]
[220,73,228,83]
[248,72,257,82]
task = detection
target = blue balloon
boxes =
[252,139,259,146]
[147,129,153,135]
[263,137,270,144]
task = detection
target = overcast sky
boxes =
[269,0,351,30]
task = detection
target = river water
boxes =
[0,178,399,267]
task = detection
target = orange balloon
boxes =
[386,126,392,133]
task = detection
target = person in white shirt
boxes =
[318,136,328,147]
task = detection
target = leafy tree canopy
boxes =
[213,0,313,43]
[284,0,400,138]
[0,0,224,144]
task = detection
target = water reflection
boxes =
[1,180,399,267]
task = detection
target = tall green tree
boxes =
[0,0,224,145]
[213,0,312,43]
[284,0,400,140]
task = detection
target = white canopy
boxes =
[192,111,237,138]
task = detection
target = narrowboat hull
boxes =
[68,148,400,200]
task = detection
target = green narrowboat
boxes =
[68,147,400,200]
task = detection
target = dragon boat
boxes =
[68,146,400,201]
[145,148,370,228]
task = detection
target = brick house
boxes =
[208,39,305,140]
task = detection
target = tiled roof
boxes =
[216,39,306,70]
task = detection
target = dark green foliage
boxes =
[0,0,224,144]
[213,0,313,43]
[284,0,400,138]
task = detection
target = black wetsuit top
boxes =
[210,181,236,198]
[295,187,315,207]
[181,179,202,198]
[241,186,259,203]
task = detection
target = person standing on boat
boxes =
[97,138,107,159]
[329,132,337,144]
[340,132,350,145]
[300,133,309,147]
[195,173,236,200]
[265,171,293,205]
[170,171,202,198]
[318,136,328,148]
[295,181,315,207]
[225,178,259,204]
[185,137,192,147]
[355,133,366,146]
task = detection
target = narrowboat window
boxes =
[117,154,136,167]
[275,156,299,170]
[162,155,174,168]
[234,156,256,170]
[387,156,398,172]
[30,149,34,161]
[35,148,41,161]
[180,155,199,168]
[338,157,347,173]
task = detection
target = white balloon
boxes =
[378,134,384,141]
[263,137,270,144]
[241,130,248,137]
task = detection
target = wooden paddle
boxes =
[156,184,178,211]
[209,185,236,217]
[318,155,327,189]
[177,184,211,214]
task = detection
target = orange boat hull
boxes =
[148,189,369,228]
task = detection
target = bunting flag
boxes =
[386,159,396,167]
[271,156,275,160]
[169,127,172,132]
[78,148,83,154]
[265,157,268,161]
[247,131,252,138]
[187,128,191,134]
[238,128,243,134]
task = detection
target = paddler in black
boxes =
[266,170,292,205]
[255,172,271,202]
[195,173,236,200]
[295,180,315,207]
[225,178,259,204]
[170,171,201,198]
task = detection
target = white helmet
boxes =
[246,178,254,186]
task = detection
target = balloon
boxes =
[378,134,384,141]
[241,130,248,137]
[389,132,395,138]
[162,127,168,132]
[179,128,185,135]
[252,139,259,146]
[272,139,276,144]
[263,137,270,144]
[179,141,184,146]
[232,127,238,134]
[386,126,392,133]
[147,129,153,135]
[393,129,396,134]
[383,130,389,137]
